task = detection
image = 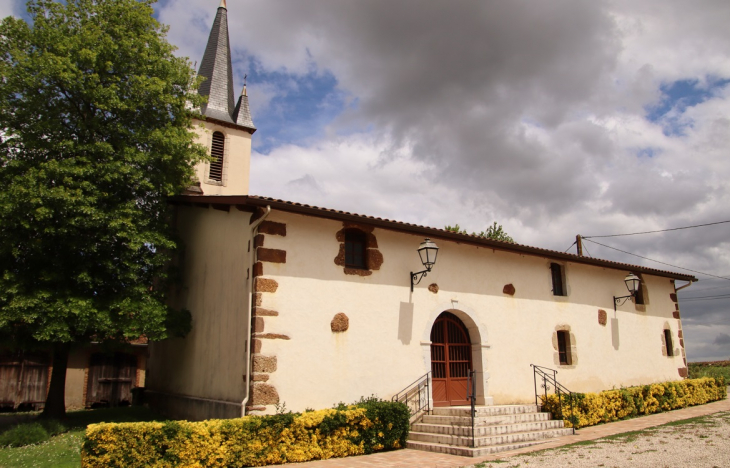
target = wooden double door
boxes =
[430,312,473,406]
[86,353,137,407]
[0,352,50,410]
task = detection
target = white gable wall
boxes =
[253,210,685,413]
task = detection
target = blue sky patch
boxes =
[241,58,348,154]
[646,77,730,136]
[635,147,660,159]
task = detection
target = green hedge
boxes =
[542,377,727,429]
[82,399,409,467]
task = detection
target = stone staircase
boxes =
[407,404,574,457]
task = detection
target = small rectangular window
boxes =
[557,330,571,365]
[551,263,565,296]
[664,329,674,357]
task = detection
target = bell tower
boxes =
[191,0,256,195]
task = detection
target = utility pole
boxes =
[576,235,583,256]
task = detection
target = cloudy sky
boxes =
[5,0,729,361]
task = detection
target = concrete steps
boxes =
[406,404,573,457]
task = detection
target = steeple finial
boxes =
[219,0,227,9]
[243,74,247,96]
[197,0,235,123]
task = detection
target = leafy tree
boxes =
[0,0,206,418]
[445,222,515,243]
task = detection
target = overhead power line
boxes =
[679,296,730,303]
[682,284,730,294]
[583,220,730,239]
[679,293,730,300]
[583,238,730,281]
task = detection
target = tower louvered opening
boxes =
[209,131,225,182]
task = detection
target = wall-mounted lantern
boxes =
[411,238,439,292]
[614,272,641,311]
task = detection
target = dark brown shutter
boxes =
[344,230,367,269]
[664,329,674,356]
[551,263,565,296]
[557,330,571,365]
[209,132,225,182]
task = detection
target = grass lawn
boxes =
[0,407,163,468]
[688,360,730,381]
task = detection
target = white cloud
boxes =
[0,0,20,19]
[165,0,730,360]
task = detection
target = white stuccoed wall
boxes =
[256,210,685,413]
[148,205,686,418]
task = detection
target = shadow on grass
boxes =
[0,406,165,438]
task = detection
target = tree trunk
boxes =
[40,342,70,419]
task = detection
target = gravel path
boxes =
[468,411,730,468]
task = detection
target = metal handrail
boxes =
[530,364,577,434]
[467,370,477,448]
[392,371,431,422]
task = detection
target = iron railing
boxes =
[467,369,477,447]
[531,364,577,434]
[391,371,431,423]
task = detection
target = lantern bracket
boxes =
[411,270,430,292]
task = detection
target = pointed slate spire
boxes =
[197,1,236,123]
[233,78,256,130]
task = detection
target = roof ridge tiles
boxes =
[172,193,696,281]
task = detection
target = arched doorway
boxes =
[431,312,472,406]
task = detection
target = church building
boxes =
[145,2,696,426]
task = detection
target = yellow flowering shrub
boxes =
[81,400,409,468]
[542,377,726,429]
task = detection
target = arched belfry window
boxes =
[209,131,225,182]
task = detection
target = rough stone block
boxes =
[367,249,384,270]
[429,283,439,294]
[678,367,688,378]
[344,267,372,276]
[252,317,265,333]
[598,309,607,326]
[251,383,279,405]
[253,307,279,317]
[253,234,265,248]
[252,355,277,373]
[503,284,515,296]
[259,221,287,237]
[255,278,279,293]
[258,248,286,263]
[331,313,349,333]
[255,333,290,340]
